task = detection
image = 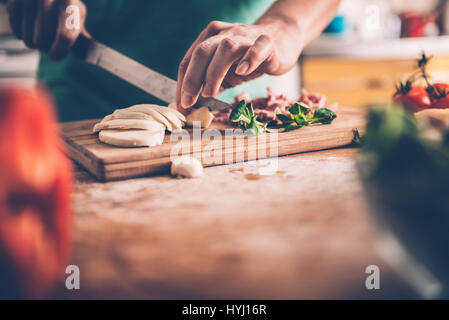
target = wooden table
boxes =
[62,148,415,299]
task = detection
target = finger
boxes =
[235,34,275,76]
[7,0,24,39]
[221,66,264,90]
[202,38,242,98]
[49,0,85,61]
[176,57,190,108]
[222,64,243,89]
[22,0,38,48]
[176,21,232,108]
[176,105,189,117]
[222,79,243,90]
[180,39,219,108]
[183,21,232,65]
[33,0,57,52]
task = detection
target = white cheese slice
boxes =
[171,156,204,178]
[126,104,186,130]
[93,118,165,133]
[110,108,174,132]
[186,106,215,128]
[102,111,152,121]
[149,104,186,122]
[99,129,165,147]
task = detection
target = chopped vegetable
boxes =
[229,101,268,135]
[428,83,449,109]
[276,103,337,132]
[393,83,432,113]
[229,100,249,122]
[229,100,337,135]
[309,108,337,125]
[392,53,449,112]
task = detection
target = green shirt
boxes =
[38,0,275,122]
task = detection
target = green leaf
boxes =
[229,100,247,122]
[299,103,311,114]
[267,120,279,127]
[246,103,255,118]
[310,108,337,125]
[275,107,294,125]
[289,103,301,115]
[281,124,301,132]
[277,113,293,125]
[247,116,266,136]
[293,113,307,126]
[230,100,335,136]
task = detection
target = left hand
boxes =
[176,20,303,110]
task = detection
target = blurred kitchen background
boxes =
[301,0,449,109]
[1,0,449,107]
[0,2,39,85]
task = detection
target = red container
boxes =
[0,86,73,299]
[400,11,439,38]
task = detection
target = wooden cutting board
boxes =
[61,109,365,181]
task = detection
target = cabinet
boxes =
[301,55,449,108]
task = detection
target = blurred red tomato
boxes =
[0,86,72,299]
[393,84,432,113]
[428,83,449,109]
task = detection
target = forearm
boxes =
[256,0,341,49]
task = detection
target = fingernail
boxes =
[236,61,249,75]
[181,92,194,108]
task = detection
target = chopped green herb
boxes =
[309,108,337,125]
[229,101,337,136]
[229,100,249,123]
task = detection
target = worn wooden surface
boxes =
[61,148,414,299]
[61,110,365,181]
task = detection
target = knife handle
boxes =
[72,34,93,60]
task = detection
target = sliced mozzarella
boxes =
[170,156,203,178]
[167,102,187,121]
[93,118,165,133]
[99,129,165,147]
[126,104,186,130]
[149,104,186,122]
[102,111,154,122]
[138,104,185,129]
[111,108,174,132]
[186,106,214,128]
[168,102,178,110]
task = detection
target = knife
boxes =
[72,35,231,112]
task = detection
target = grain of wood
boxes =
[56,148,415,299]
[61,109,366,181]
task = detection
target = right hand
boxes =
[6,0,88,60]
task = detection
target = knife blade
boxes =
[72,35,231,112]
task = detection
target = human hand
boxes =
[6,0,88,60]
[176,20,303,110]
